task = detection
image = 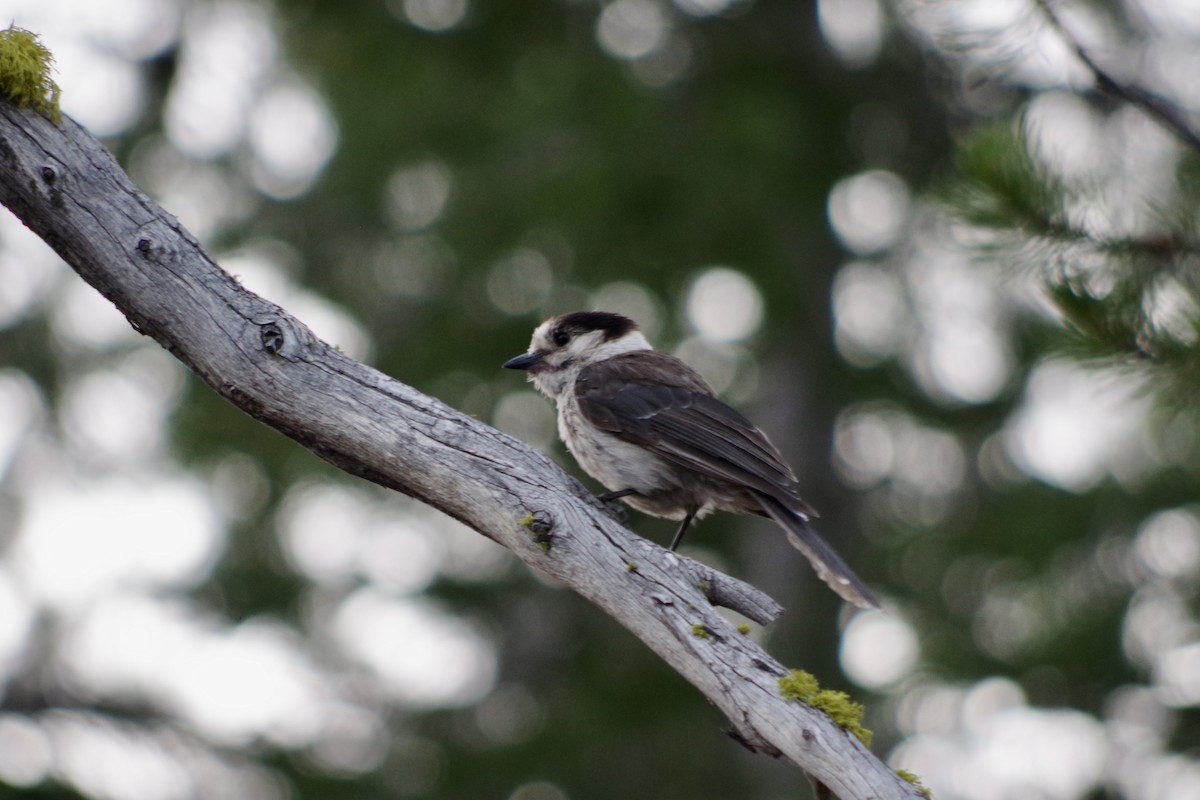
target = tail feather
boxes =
[756,493,879,610]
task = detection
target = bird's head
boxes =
[503,311,651,397]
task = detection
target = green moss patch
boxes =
[778,669,872,748]
[0,27,61,123]
[896,768,933,798]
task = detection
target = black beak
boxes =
[503,351,545,371]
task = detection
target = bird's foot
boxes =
[596,488,637,523]
[597,488,638,502]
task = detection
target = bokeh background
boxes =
[0,0,1198,798]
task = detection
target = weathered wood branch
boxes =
[0,102,921,800]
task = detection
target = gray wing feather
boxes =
[575,352,816,517]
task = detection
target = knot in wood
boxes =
[528,510,553,536]
[40,165,56,184]
[525,510,554,550]
[260,321,285,355]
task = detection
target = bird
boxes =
[502,310,878,609]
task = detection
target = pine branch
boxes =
[1032,0,1200,155]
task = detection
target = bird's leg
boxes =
[597,488,639,502]
[668,509,696,551]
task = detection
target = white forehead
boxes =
[530,319,556,348]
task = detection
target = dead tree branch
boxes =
[0,102,921,800]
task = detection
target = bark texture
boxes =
[0,102,922,800]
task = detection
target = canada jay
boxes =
[503,311,878,609]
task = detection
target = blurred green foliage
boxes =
[3,0,1200,799]
[947,120,1200,409]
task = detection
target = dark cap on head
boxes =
[553,311,638,342]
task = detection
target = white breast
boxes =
[556,394,677,495]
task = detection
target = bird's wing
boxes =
[574,351,817,517]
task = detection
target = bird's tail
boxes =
[756,493,879,610]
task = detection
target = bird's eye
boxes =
[552,329,570,347]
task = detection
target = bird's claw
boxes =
[596,489,635,523]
